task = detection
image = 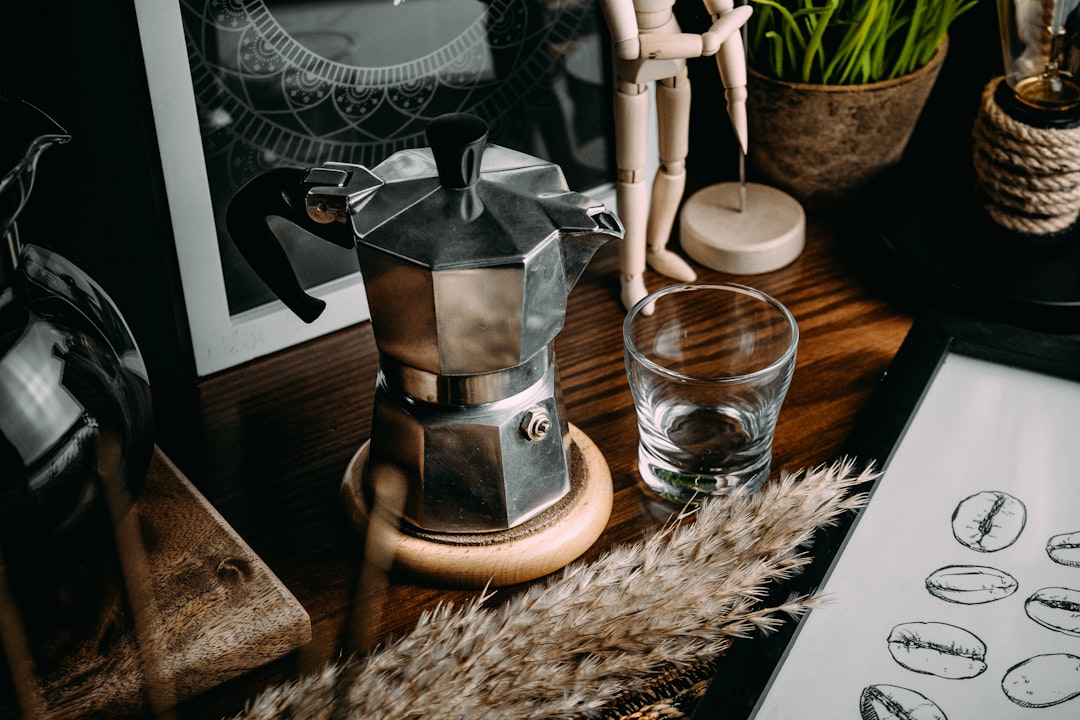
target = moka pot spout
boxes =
[558,208,623,291]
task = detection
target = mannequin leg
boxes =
[614,79,651,312]
[645,70,696,282]
[617,180,650,312]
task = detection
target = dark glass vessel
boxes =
[0,93,153,562]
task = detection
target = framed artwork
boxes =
[695,313,1080,719]
[133,0,615,376]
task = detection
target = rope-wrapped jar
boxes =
[973,77,1080,236]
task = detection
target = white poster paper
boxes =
[753,353,1080,719]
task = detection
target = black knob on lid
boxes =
[426,113,488,189]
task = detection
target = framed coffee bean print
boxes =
[694,313,1080,719]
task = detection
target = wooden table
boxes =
[147,207,914,718]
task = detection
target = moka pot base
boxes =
[340,424,612,589]
[680,181,805,274]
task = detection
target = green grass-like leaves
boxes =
[748,0,981,84]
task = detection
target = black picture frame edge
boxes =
[0,1,199,381]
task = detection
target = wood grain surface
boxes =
[136,208,915,719]
[0,449,310,719]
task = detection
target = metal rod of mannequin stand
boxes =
[738,151,746,213]
[738,4,748,213]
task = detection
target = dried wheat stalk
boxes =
[235,459,874,720]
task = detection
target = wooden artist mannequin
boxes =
[599,0,751,311]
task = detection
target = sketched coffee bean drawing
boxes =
[887,622,987,679]
[950,490,1026,552]
[925,565,1018,604]
[1025,587,1080,637]
[1047,531,1080,568]
[859,684,947,720]
[1002,653,1080,708]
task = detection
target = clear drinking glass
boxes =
[623,283,798,502]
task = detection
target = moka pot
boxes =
[226,114,623,533]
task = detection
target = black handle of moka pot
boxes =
[426,113,488,188]
[225,167,354,324]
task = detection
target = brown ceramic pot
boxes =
[746,39,948,208]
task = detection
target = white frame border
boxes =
[133,0,370,377]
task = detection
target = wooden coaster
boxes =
[681,181,805,275]
[4,447,311,719]
[341,424,613,589]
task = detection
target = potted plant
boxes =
[743,0,982,207]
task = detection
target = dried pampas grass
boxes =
[235,460,874,720]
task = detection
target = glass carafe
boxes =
[0,93,153,563]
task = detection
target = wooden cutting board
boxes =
[1,447,311,719]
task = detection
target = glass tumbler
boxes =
[623,283,798,502]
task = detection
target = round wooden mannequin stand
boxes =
[680,181,805,274]
[340,424,613,589]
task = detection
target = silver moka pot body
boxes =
[227,114,623,533]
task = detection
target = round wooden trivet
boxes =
[341,424,613,588]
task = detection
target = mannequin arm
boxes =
[701,4,752,55]
[703,0,751,153]
[639,33,706,59]
[716,32,748,154]
[599,0,641,60]
[601,0,750,61]
[702,0,736,15]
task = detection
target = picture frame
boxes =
[693,313,1080,719]
[132,0,617,377]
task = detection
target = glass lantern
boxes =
[997,0,1080,120]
